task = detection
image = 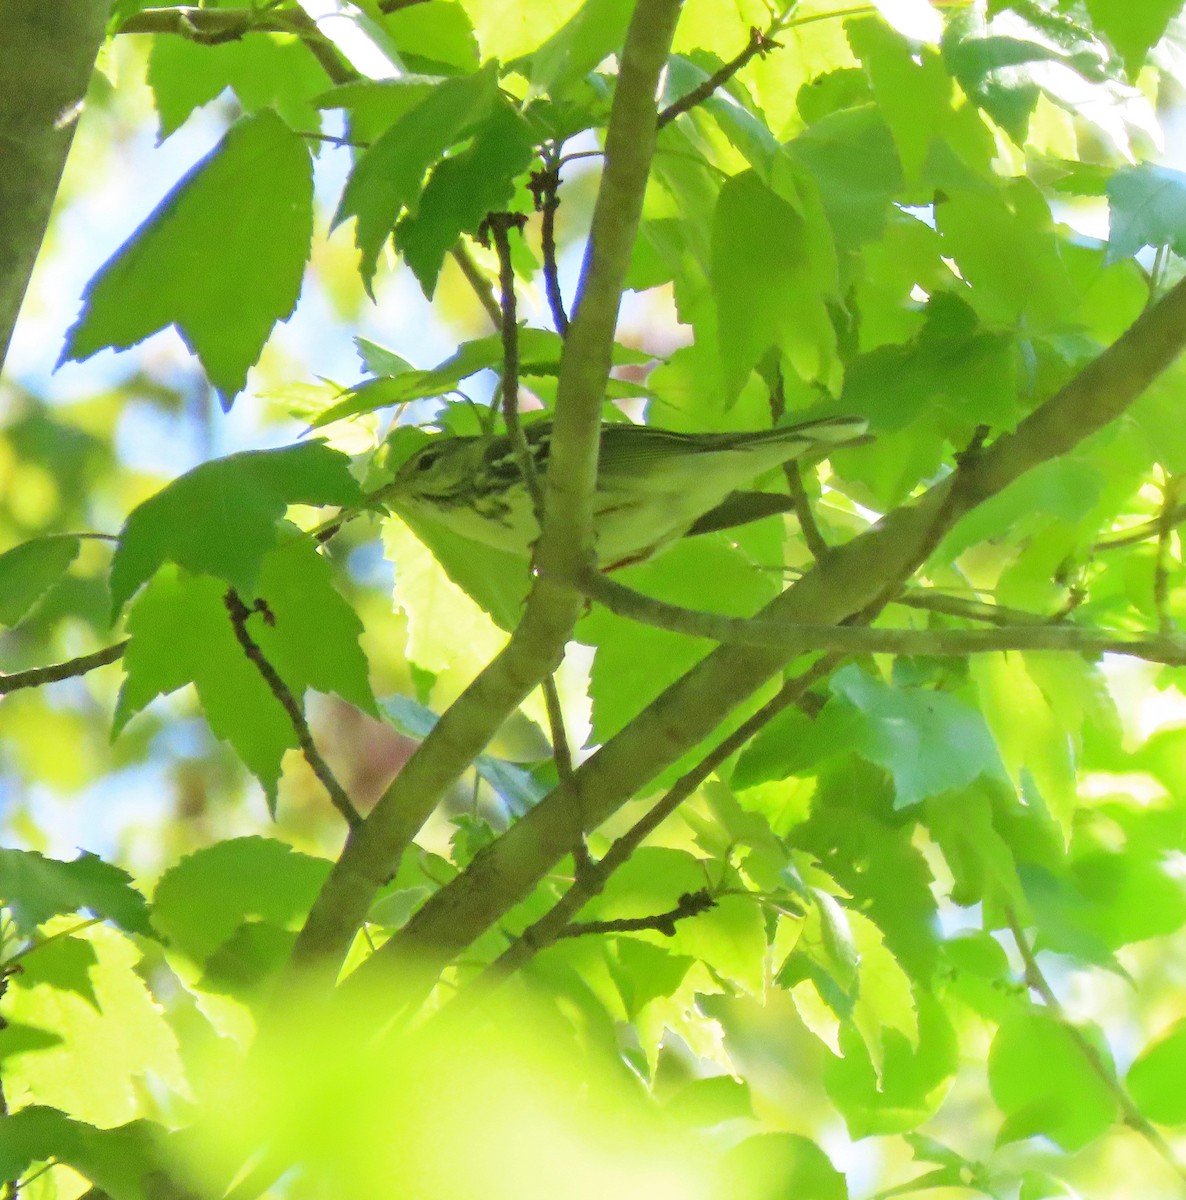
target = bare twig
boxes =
[0,641,127,695]
[483,210,545,518]
[529,161,570,336]
[768,371,828,559]
[657,24,782,130]
[1005,908,1186,1185]
[450,244,503,328]
[223,590,362,829]
[786,460,830,559]
[558,887,715,938]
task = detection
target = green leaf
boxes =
[383,1,480,73]
[925,785,1025,910]
[395,102,537,296]
[710,168,838,397]
[151,836,332,966]
[941,14,1060,143]
[581,529,781,744]
[1106,163,1186,264]
[62,111,313,405]
[847,18,957,181]
[796,789,940,980]
[247,531,376,715]
[830,664,1002,807]
[314,327,650,426]
[663,1074,754,1129]
[1127,1019,1186,1125]
[109,441,361,616]
[114,569,298,799]
[971,654,1077,838]
[523,0,633,100]
[335,62,500,289]
[386,506,529,646]
[147,33,329,139]
[788,105,902,249]
[0,849,152,938]
[0,1106,170,1200]
[316,78,438,145]
[718,1133,848,1200]
[0,536,80,626]
[1084,0,1177,72]
[934,182,1076,330]
[824,991,957,1138]
[988,1010,1117,1150]
[5,924,185,1126]
[575,847,766,992]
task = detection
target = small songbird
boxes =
[378,415,869,568]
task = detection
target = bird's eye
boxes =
[416,451,439,471]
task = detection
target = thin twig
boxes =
[1005,907,1186,1185]
[557,888,715,939]
[530,160,570,336]
[484,210,546,521]
[768,370,828,559]
[657,24,782,130]
[450,244,503,328]
[0,641,127,695]
[297,130,369,149]
[540,673,587,868]
[895,589,1051,627]
[786,460,829,559]
[1097,502,1186,551]
[574,564,1186,665]
[1154,474,1182,632]
[223,590,362,828]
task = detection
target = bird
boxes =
[374,415,868,569]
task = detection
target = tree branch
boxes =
[117,5,355,86]
[0,641,127,695]
[0,0,109,373]
[224,590,362,830]
[374,273,1186,986]
[287,0,684,976]
[657,24,782,130]
[484,210,544,517]
[418,656,841,1016]
[558,887,715,938]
